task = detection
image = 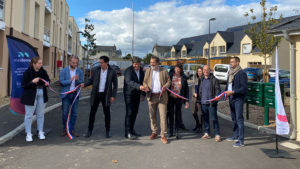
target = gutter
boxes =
[282,30,296,140]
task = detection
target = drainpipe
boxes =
[282,30,296,140]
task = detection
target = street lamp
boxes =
[208,17,216,68]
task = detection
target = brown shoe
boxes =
[215,135,221,142]
[161,137,168,144]
[71,131,80,137]
[201,133,211,139]
[149,133,158,140]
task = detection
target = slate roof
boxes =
[269,15,300,32]
[153,45,172,53]
[95,45,116,52]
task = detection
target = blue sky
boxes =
[65,0,300,57]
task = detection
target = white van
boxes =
[183,64,204,79]
[213,64,230,82]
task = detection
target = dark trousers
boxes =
[124,94,141,134]
[88,92,110,132]
[201,104,220,136]
[62,92,79,132]
[229,98,244,142]
[167,97,182,134]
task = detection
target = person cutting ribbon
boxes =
[59,56,84,138]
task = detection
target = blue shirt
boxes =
[201,77,211,104]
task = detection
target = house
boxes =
[152,44,171,59]
[91,45,122,61]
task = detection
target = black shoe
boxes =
[127,133,137,140]
[131,130,141,137]
[106,131,111,138]
[179,125,188,131]
[84,130,92,138]
[175,129,180,139]
[167,133,174,138]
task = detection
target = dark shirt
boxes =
[201,77,211,104]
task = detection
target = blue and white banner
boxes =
[6,36,37,115]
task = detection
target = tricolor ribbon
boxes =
[160,86,189,101]
[206,92,227,102]
[41,78,81,140]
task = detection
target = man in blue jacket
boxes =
[225,56,248,147]
[60,56,84,137]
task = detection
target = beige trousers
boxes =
[148,94,167,137]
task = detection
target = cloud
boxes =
[79,0,300,57]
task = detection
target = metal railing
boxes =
[43,27,50,42]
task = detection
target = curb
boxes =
[217,111,290,139]
[0,96,90,145]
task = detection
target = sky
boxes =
[66,0,300,57]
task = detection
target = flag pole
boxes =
[132,1,134,58]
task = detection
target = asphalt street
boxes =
[0,93,299,169]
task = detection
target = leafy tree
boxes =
[244,0,282,82]
[143,53,153,64]
[123,53,132,60]
[81,18,96,78]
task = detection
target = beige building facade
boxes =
[0,0,82,97]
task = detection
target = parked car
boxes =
[143,64,150,71]
[213,64,230,82]
[183,63,204,79]
[243,67,263,81]
[269,72,290,96]
[269,68,289,78]
[161,65,174,72]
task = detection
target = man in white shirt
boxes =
[143,56,171,144]
[83,56,118,138]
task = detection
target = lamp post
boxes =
[208,17,216,68]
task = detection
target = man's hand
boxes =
[143,86,150,92]
[32,77,40,84]
[70,75,79,82]
[110,97,115,103]
[139,85,145,91]
[193,93,197,98]
[141,95,145,101]
[80,83,85,88]
[184,102,189,109]
[225,91,234,96]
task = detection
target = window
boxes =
[204,48,209,57]
[34,3,40,39]
[171,51,175,58]
[23,0,30,33]
[60,1,63,22]
[181,50,187,57]
[211,46,217,56]
[243,43,251,54]
[219,46,225,54]
[0,0,4,21]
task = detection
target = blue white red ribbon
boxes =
[41,78,81,140]
[160,86,189,100]
[206,92,227,102]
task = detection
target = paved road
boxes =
[0,93,299,169]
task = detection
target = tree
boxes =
[81,18,96,79]
[244,0,282,82]
[123,53,132,60]
[143,53,153,64]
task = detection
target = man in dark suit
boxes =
[123,57,146,139]
[225,56,248,147]
[83,56,118,138]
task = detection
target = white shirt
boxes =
[99,69,108,92]
[69,66,77,91]
[228,83,233,91]
[135,70,140,81]
[152,69,161,93]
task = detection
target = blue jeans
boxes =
[24,89,45,134]
[229,98,244,142]
[201,104,220,136]
[62,92,79,132]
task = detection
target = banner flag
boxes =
[6,36,37,115]
[275,47,290,135]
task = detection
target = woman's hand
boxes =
[32,77,40,84]
[184,102,189,109]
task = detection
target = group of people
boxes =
[21,55,247,147]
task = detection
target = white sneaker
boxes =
[26,133,33,142]
[38,131,46,140]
